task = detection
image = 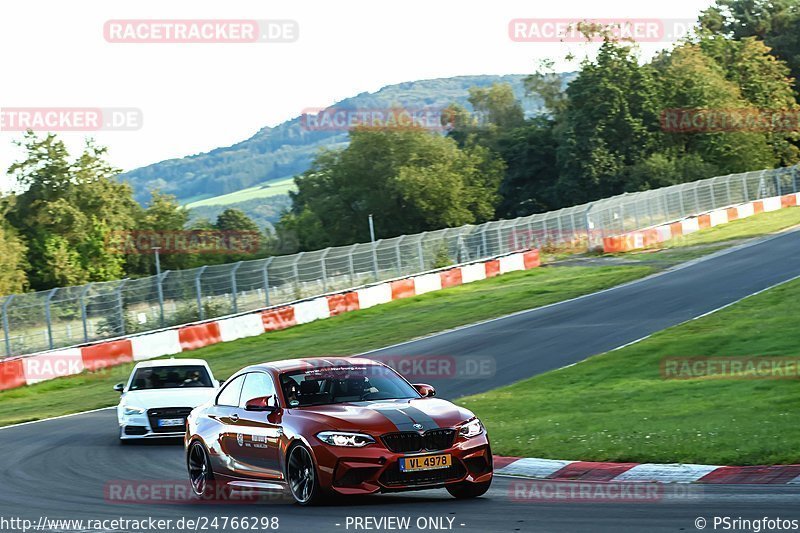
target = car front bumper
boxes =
[119,409,189,440]
[310,433,492,495]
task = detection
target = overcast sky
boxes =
[0,0,715,194]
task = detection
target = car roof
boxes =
[133,358,210,369]
[245,356,383,374]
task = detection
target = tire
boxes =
[446,478,492,499]
[286,444,326,505]
[187,441,217,498]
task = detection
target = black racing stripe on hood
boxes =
[369,406,418,431]
[397,405,440,431]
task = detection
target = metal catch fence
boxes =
[2,165,798,357]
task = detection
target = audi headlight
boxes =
[123,405,146,416]
[317,431,375,447]
[459,418,483,438]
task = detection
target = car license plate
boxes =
[399,453,451,472]
[157,418,184,427]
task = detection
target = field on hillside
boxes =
[185,177,297,208]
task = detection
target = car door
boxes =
[231,372,284,480]
[207,374,246,478]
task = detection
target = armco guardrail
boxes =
[0,249,541,391]
[1,164,798,357]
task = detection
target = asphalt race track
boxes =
[2,229,800,532]
[366,228,800,398]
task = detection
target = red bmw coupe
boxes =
[185,357,493,505]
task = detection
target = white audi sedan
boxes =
[115,358,220,442]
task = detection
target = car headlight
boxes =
[317,431,375,447]
[122,405,146,416]
[459,418,483,438]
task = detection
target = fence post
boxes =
[793,166,799,193]
[155,272,165,330]
[195,266,207,321]
[480,228,488,257]
[371,241,380,281]
[262,257,273,307]
[320,249,330,292]
[44,288,58,350]
[742,173,749,202]
[2,295,14,357]
[230,261,243,314]
[776,172,782,196]
[725,177,732,206]
[348,245,357,285]
[292,252,304,298]
[417,234,426,270]
[115,281,127,337]
[395,237,404,276]
[80,283,92,342]
[511,223,520,251]
[527,217,536,249]
[555,214,564,245]
[496,226,504,254]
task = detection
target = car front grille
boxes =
[147,407,192,433]
[380,460,466,487]
[381,429,456,453]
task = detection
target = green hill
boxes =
[121,73,573,226]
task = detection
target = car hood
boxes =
[120,387,217,409]
[290,397,475,433]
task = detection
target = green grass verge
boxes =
[185,177,296,208]
[460,277,800,465]
[0,265,653,427]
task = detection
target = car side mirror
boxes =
[413,383,436,397]
[113,383,125,393]
[244,395,278,412]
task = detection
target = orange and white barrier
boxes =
[2,249,542,391]
[131,330,182,361]
[603,193,799,253]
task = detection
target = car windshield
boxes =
[280,364,419,407]
[129,365,212,390]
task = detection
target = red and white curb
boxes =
[494,456,800,484]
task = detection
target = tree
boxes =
[214,208,260,232]
[5,133,141,289]
[467,84,526,130]
[495,118,560,217]
[652,42,781,177]
[700,0,800,92]
[281,126,504,249]
[0,208,28,295]
[553,41,662,204]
